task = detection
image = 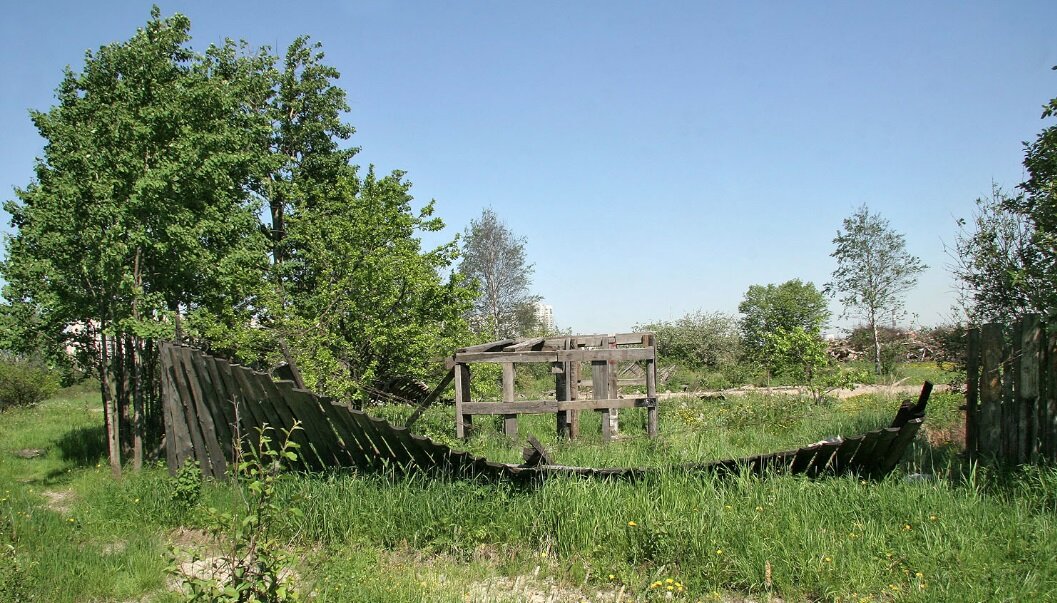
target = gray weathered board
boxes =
[160,343,929,482]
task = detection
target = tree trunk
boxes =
[99,333,121,478]
[130,336,143,471]
[871,311,882,376]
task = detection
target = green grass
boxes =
[2,384,1055,602]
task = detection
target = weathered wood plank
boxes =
[315,400,372,471]
[965,328,980,457]
[876,420,923,477]
[979,323,1004,457]
[276,381,346,468]
[502,362,518,438]
[829,435,864,474]
[805,440,842,477]
[331,405,385,470]
[646,336,658,438]
[454,348,654,364]
[1047,329,1057,461]
[461,398,655,415]
[188,350,233,472]
[166,345,216,478]
[456,339,517,353]
[504,338,545,351]
[788,445,820,474]
[201,355,239,462]
[1021,315,1042,461]
[454,363,471,439]
[404,369,454,428]
[861,428,901,477]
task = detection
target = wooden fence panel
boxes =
[967,317,1057,464]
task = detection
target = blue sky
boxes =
[3,2,1056,334]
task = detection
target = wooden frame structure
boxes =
[449,333,659,441]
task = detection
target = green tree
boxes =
[949,185,1043,323]
[826,205,926,375]
[738,279,829,377]
[458,208,540,339]
[635,310,741,370]
[1,8,272,474]
[280,167,474,403]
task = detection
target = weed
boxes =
[170,424,304,602]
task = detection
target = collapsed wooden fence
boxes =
[966,314,1057,464]
[161,342,929,482]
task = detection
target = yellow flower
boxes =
[608,574,615,580]
[627,521,637,527]
[715,549,723,555]
[929,514,937,521]
[823,556,832,563]
[666,578,674,584]
[915,572,923,578]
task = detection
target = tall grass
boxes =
[2,385,1055,601]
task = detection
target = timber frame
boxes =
[448,333,659,441]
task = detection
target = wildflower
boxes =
[715,549,723,555]
[723,505,732,510]
[823,556,832,563]
[915,572,923,578]
[666,578,674,584]
[627,521,637,527]
[608,574,615,581]
[67,517,75,523]
[903,523,912,531]
[755,506,763,512]
[928,514,937,521]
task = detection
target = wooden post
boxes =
[646,334,658,438]
[556,339,571,438]
[593,357,611,442]
[607,336,620,437]
[502,362,518,438]
[1021,315,1041,462]
[965,328,980,458]
[569,338,581,439]
[1005,321,1020,463]
[1048,327,1057,461]
[980,323,1003,458]
[454,362,472,439]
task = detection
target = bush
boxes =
[0,355,59,411]
[635,311,742,371]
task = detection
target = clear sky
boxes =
[3,2,1056,334]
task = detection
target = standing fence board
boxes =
[966,315,1057,465]
[160,342,929,482]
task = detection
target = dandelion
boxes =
[627,521,637,527]
[715,549,723,555]
[608,574,615,580]
[915,572,923,578]
[666,578,674,584]
[755,506,763,512]
[928,514,937,521]
[823,556,832,563]
[903,523,912,531]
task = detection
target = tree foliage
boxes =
[949,186,1044,323]
[458,208,540,339]
[635,311,741,370]
[952,80,1057,324]
[738,279,829,376]
[827,205,925,374]
[280,167,474,402]
[1,8,475,470]
[1,8,271,473]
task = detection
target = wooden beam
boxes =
[456,339,516,353]
[461,397,656,415]
[405,368,454,429]
[504,337,545,351]
[502,362,518,438]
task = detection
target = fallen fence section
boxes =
[161,342,929,482]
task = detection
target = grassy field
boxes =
[2,372,1055,602]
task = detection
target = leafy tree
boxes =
[280,167,474,403]
[738,279,829,377]
[826,205,926,375]
[949,186,1044,323]
[635,310,741,370]
[1,8,272,473]
[458,208,540,339]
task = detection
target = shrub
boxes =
[0,355,59,411]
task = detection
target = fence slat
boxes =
[965,328,980,456]
[1021,315,1042,461]
[979,323,1004,457]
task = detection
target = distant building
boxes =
[534,301,554,333]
